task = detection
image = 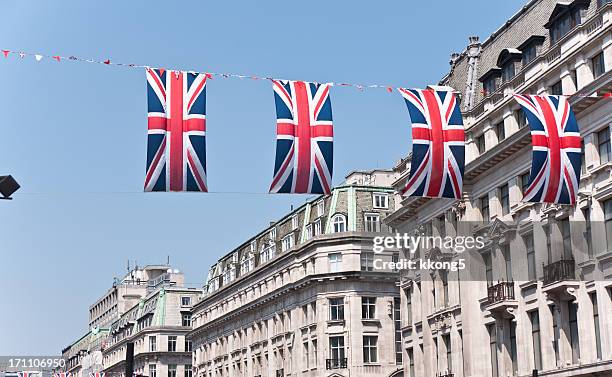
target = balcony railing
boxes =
[487,281,515,304]
[275,368,284,377]
[326,358,348,370]
[438,372,454,377]
[543,259,575,285]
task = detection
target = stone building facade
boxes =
[101,272,202,377]
[386,0,612,376]
[61,265,197,377]
[189,170,404,377]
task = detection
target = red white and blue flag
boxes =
[145,68,208,192]
[398,87,465,199]
[269,80,333,194]
[19,372,39,377]
[89,373,105,377]
[53,373,71,377]
[514,95,581,204]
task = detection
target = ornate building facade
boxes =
[101,270,202,377]
[189,170,404,377]
[386,0,612,376]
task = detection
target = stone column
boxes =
[574,54,594,91]
[560,65,577,95]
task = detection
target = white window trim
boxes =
[372,193,389,209]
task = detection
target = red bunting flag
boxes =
[53,55,61,62]
[2,50,9,58]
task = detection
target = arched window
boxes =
[331,214,347,233]
[260,240,276,263]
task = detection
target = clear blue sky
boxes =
[0,0,525,354]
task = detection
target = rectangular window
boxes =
[281,233,294,251]
[525,234,536,280]
[520,172,530,195]
[314,218,322,236]
[516,109,527,129]
[364,213,381,232]
[531,311,542,371]
[523,44,537,65]
[510,321,518,374]
[584,207,593,258]
[305,224,313,240]
[405,288,413,325]
[317,200,325,217]
[481,196,490,221]
[168,336,177,352]
[180,296,191,307]
[495,121,505,142]
[329,336,345,361]
[443,334,452,372]
[560,218,572,259]
[303,342,310,369]
[598,127,611,164]
[568,302,580,364]
[361,297,376,319]
[476,134,486,154]
[329,253,342,272]
[149,365,157,377]
[185,340,192,352]
[182,314,191,327]
[605,199,612,252]
[484,252,493,286]
[551,305,560,364]
[483,77,497,96]
[592,52,605,78]
[394,297,402,364]
[360,252,374,271]
[291,214,299,230]
[149,336,157,352]
[590,292,602,359]
[167,365,176,377]
[373,193,389,209]
[488,324,498,377]
[329,298,345,321]
[499,184,509,215]
[502,244,512,282]
[551,80,563,95]
[408,348,415,377]
[501,62,515,82]
[363,336,378,363]
[312,339,318,368]
[184,365,192,377]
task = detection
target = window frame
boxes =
[372,192,389,209]
[331,214,347,233]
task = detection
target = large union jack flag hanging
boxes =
[269,80,333,194]
[145,68,208,192]
[398,87,465,199]
[514,95,581,204]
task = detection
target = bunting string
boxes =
[2,47,611,98]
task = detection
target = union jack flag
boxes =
[89,373,105,377]
[514,95,581,204]
[398,87,465,199]
[53,373,71,377]
[145,68,208,192]
[269,80,333,194]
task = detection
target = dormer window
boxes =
[518,36,545,66]
[497,49,523,83]
[479,68,501,96]
[501,63,516,82]
[545,0,589,44]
